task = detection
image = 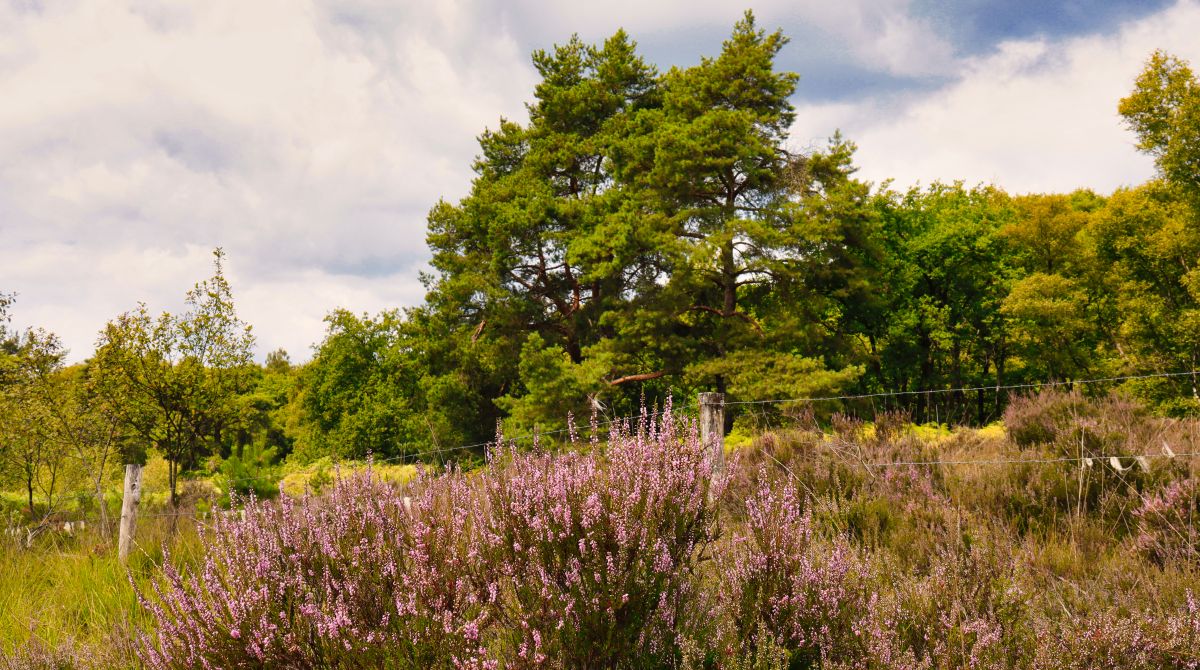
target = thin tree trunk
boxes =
[169,459,178,508]
[95,478,108,533]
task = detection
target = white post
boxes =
[699,392,725,482]
[118,463,143,564]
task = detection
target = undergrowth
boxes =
[2,390,1199,669]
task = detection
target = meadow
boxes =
[3,9,1200,670]
[2,389,1199,669]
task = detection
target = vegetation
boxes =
[3,11,1200,670]
[5,392,1200,668]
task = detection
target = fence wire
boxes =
[6,369,1199,531]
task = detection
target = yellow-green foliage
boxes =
[975,422,1007,440]
[724,425,757,452]
[138,455,175,509]
[909,422,953,442]
[278,458,418,498]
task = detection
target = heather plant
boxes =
[135,405,722,669]
[1001,390,1188,529]
[1004,390,1096,448]
[476,405,722,668]
[1133,476,1200,564]
[137,468,493,669]
[1035,593,1200,670]
[0,631,142,670]
[848,540,1035,670]
[821,437,960,568]
[0,636,86,670]
[717,474,870,669]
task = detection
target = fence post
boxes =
[699,392,725,482]
[118,463,143,565]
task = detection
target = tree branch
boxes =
[679,305,765,335]
[607,370,667,386]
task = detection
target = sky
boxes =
[2,0,1198,363]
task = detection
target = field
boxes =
[2,390,1199,669]
[3,5,1200,669]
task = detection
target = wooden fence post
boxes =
[118,463,143,564]
[699,392,725,482]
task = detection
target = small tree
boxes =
[96,249,255,505]
[0,326,71,516]
[37,362,126,529]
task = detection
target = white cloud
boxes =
[792,0,1200,194]
[510,0,955,77]
[2,0,1197,363]
[0,0,537,362]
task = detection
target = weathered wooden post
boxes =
[118,463,143,564]
[699,392,725,483]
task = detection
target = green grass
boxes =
[0,516,203,657]
[0,454,413,657]
[1,402,1197,667]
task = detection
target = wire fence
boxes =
[720,370,1199,407]
[5,369,1200,533]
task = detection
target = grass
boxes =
[0,453,420,656]
[3,393,1199,667]
[0,515,204,662]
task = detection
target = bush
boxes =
[472,405,721,668]
[1001,390,1187,529]
[717,474,869,668]
[847,541,1035,670]
[1036,593,1200,670]
[0,636,85,670]
[137,405,722,669]
[1004,390,1094,449]
[138,470,492,669]
[1133,477,1200,565]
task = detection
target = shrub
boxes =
[717,474,869,668]
[0,637,85,670]
[138,469,493,669]
[475,405,722,668]
[1036,593,1200,670]
[1004,390,1093,449]
[1133,477,1200,565]
[137,405,722,669]
[846,541,1035,670]
[1001,390,1186,529]
[0,632,140,670]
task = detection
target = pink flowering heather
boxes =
[1035,592,1200,670]
[717,473,869,668]
[475,402,723,668]
[847,543,1034,670]
[136,403,722,669]
[137,468,495,669]
[1133,477,1200,565]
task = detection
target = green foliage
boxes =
[1089,182,1200,412]
[496,332,608,434]
[865,183,1019,423]
[1001,272,1094,381]
[294,309,417,461]
[1120,50,1200,197]
[686,350,860,408]
[0,326,71,516]
[92,249,256,504]
[419,12,878,433]
[218,440,279,499]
